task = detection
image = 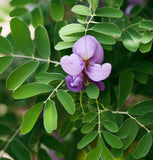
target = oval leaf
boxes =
[71,5,91,16]
[55,41,74,50]
[0,56,13,74]
[7,61,39,90]
[77,131,98,149]
[44,100,57,133]
[10,18,34,56]
[35,25,50,59]
[13,82,53,99]
[86,83,99,99]
[56,90,75,115]
[102,120,118,133]
[81,123,96,134]
[21,102,44,134]
[0,36,12,55]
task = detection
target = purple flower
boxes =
[125,0,146,16]
[60,35,112,92]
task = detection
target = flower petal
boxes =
[60,54,85,76]
[73,35,96,60]
[86,63,112,82]
[88,36,104,64]
[65,74,84,92]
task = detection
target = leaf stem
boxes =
[96,99,101,137]
[113,111,150,133]
[80,91,85,115]
[0,126,21,158]
[44,80,64,103]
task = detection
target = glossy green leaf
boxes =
[10,0,34,6]
[139,41,152,53]
[10,7,28,17]
[35,25,51,59]
[0,35,12,55]
[95,7,123,18]
[7,61,39,90]
[56,90,75,115]
[128,100,153,116]
[86,83,99,99]
[12,82,53,99]
[92,23,121,37]
[71,5,91,16]
[86,147,101,160]
[141,30,153,44]
[138,112,153,124]
[122,120,138,149]
[77,15,87,24]
[59,24,85,36]
[55,41,74,50]
[132,133,152,159]
[88,30,116,45]
[87,0,98,11]
[10,18,34,56]
[8,139,32,160]
[111,148,123,159]
[102,131,122,149]
[44,100,57,133]
[102,120,118,133]
[36,72,65,84]
[121,31,139,52]
[77,131,98,149]
[117,118,134,139]
[118,70,134,109]
[50,0,64,21]
[31,8,43,27]
[98,137,114,160]
[21,102,44,135]
[81,123,96,134]
[83,112,97,123]
[139,20,153,30]
[126,28,142,42]
[0,56,13,74]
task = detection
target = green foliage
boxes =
[0,56,13,74]
[71,5,92,16]
[86,83,99,99]
[0,36,12,55]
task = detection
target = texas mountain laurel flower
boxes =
[60,35,112,92]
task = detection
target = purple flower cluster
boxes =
[125,0,145,16]
[60,35,112,92]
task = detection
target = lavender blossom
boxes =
[60,35,112,92]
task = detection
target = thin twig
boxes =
[80,91,85,115]
[96,99,101,137]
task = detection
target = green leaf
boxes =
[111,148,123,159]
[55,41,74,50]
[10,18,34,56]
[104,0,123,7]
[87,0,98,11]
[71,5,91,16]
[102,131,122,149]
[10,7,28,17]
[137,112,153,124]
[8,138,32,160]
[38,148,52,160]
[126,28,142,42]
[36,72,65,84]
[59,24,85,36]
[128,100,153,116]
[60,119,73,137]
[121,31,139,52]
[86,83,99,99]
[139,41,152,53]
[95,7,123,18]
[10,0,34,6]
[88,30,116,45]
[117,118,134,139]
[81,123,96,134]
[141,30,153,44]
[118,70,134,109]
[0,35,12,55]
[31,8,43,28]
[35,25,51,59]
[132,133,152,159]
[44,100,57,133]
[86,148,101,160]
[92,23,121,37]
[139,20,153,30]
[133,71,148,84]
[50,0,64,21]
[36,63,49,74]
[7,61,39,90]
[77,15,87,24]
[21,102,44,134]
[102,120,118,133]
[56,90,75,115]
[83,112,97,123]
[0,56,13,74]
[77,131,98,149]
[12,82,53,99]
[98,137,114,160]
[122,119,138,149]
